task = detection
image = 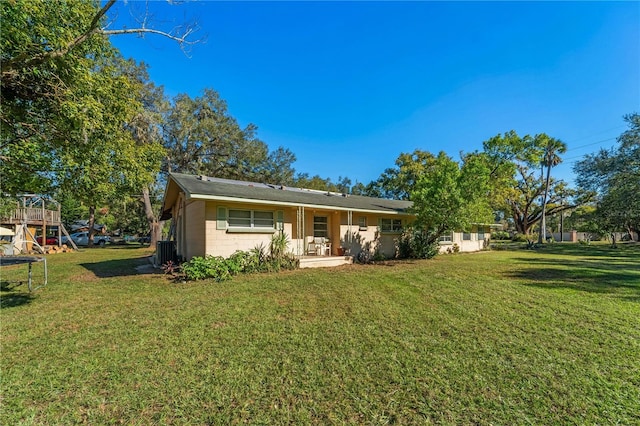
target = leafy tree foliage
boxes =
[409,151,494,246]
[575,114,640,241]
[292,173,340,192]
[58,55,163,242]
[161,89,297,184]
[396,225,440,259]
[1,1,165,244]
[1,0,116,195]
[57,192,89,229]
[290,174,369,194]
[483,131,576,236]
[538,135,567,243]
[366,150,436,200]
[118,62,170,245]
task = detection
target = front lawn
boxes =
[1,244,639,424]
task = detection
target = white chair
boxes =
[307,239,318,255]
[313,237,324,256]
[316,237,333,256]
[307,237,332,256]
[324,240,332,256]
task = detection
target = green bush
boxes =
[270,233,288,259]
[182,256,232,282]
[492,230,511,240]
[446,243,460,254]
[180,233,299,281]
[490,242,509,251]
[265,233,299,272]
[356,250,373,264]
[512,233,538,243]
[397,226,440,260]
[226,251,250,275]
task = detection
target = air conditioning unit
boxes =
[156,240,176,266]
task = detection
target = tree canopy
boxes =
[365,150,436,200]
[4,0,616,248]
[482,131,575,236]
[161,89,297,185]
[410,151,494,240]
[1,0,118,195]
[575,113,640,241]
[1,0,174,243]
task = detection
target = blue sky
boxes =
[109,1,639,186]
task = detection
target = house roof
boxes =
[160,173,413,220]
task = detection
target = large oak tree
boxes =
[483,131,575,236]
[575,114,640,242]
[1,0,192,244]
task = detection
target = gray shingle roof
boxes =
[167,173,413,215]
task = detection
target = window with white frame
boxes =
[438,232,453,243]
[381,218,402,233]
[228,209,274,229]
[462,232,472,241]
[313,216,328,237]
[358,216,367,231]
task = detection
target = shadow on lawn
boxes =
[538,241,640,258]
[0,281,34,308]
[80,256,159,278]
[506,245,640,298]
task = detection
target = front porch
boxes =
[298,255,354,269]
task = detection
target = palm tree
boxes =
[537,135,567,244]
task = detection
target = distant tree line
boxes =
[1,1,637,245]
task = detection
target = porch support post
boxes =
[296,206,305,256]
[296,206,301,256]
[42,200,46,247]
[347,210,353,244]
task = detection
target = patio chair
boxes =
[315,237,332,256]
[307,240,318,255]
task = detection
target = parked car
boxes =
[36,236,58,245]
[62,231,111,247]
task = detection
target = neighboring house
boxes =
[160,173,496,262]
[437,225,496,253]
[70,220,107,233]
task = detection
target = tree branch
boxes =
[102,26,198,47]
[1,0,116,76]
[1,0,201,77]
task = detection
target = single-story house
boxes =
[160,173,497,263]
[70,220,107,233]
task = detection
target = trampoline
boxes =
[0,256,48,291]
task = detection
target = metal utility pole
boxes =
[560,196,564,242]
[538,164,545,244]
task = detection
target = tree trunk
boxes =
[509,199,536,236]
[538,164,552,244]
[514,212,534,236]
[142,186,163,247]
[87,205,96,247]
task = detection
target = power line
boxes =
[562,124,625,146]
[565,136,617,153]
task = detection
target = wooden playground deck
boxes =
[2,207,62,227]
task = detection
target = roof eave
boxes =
[186,193,412,216]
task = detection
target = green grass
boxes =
[1,244,639,424]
